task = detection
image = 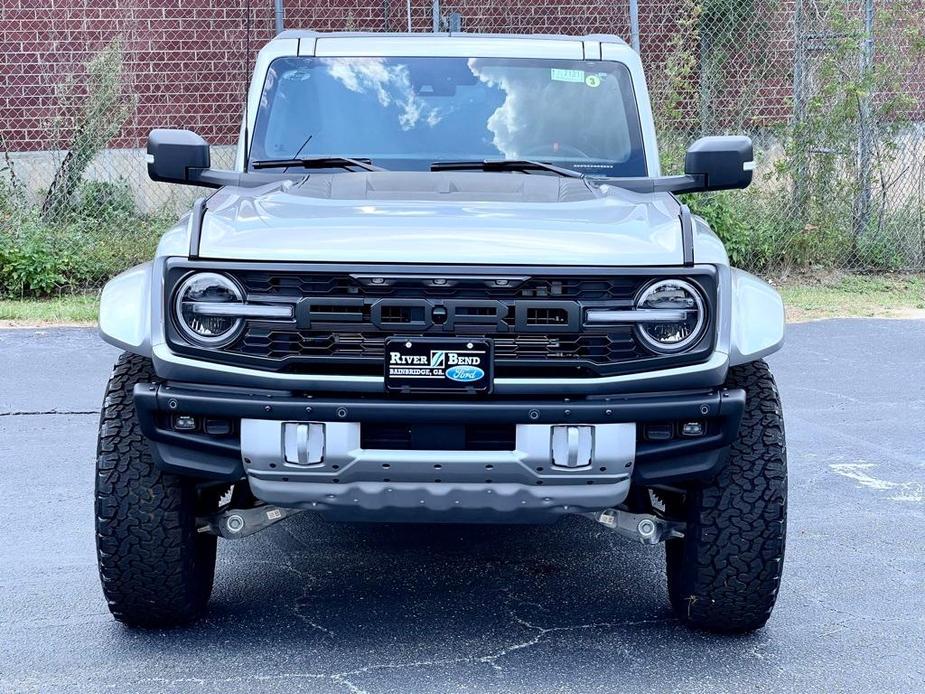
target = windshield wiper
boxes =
[430,159,583,178]
[252,156,384,172]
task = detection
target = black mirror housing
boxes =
[147,129,212,185]
[146,129,269,189]
[684,136,754,191]
[601,135,755,195]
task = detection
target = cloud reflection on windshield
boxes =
[325,57,442,131]
[468,58,630,161]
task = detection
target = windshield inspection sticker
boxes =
[550,68,586,83]
[585,74,602,88]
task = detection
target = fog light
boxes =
[173,415,198,431]
[204,418,232,436]
[681,421,705,437]
[644,423,674,441]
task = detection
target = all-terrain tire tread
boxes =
[95,352,215,627]
[666,359,787,632]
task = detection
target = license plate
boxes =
[385,338,493,393]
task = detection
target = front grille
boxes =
[235,271,642,301]
[526,307,570,325]
[233,328,642,364]
[164,263,717,380]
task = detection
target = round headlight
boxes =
[634,279,705,353]
[174,272,243,345]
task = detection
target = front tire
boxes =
[95,353,218,627]
[665,359,787,632]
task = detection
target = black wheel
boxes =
[665,359,787,633]
[95,352,218,627]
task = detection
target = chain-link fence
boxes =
[1,0,923,296]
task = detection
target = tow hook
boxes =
[591,509,685,545]
[199,505,303,539]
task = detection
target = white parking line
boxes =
[829,463,925,503]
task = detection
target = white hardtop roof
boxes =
[276,30,626,44]
[268,31,631,60]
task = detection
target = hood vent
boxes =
[293,171,598,203]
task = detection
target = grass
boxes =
[778,273,925,322]
[0,274,923,327]
[0,294,99,326]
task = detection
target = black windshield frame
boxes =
[248,56,648,177]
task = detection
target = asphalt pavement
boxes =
[0,320,923,694]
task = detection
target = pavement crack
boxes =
[323,610,670,691]
[330,657,473,694]
[111,591,674,693]
[240,556,336,637]
[0,409,99,417]
[477,605,670,672]
[328,592,673,691]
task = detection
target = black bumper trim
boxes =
[143,384,738,425]
[134,384,745,485]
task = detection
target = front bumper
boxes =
[134,384,744,521]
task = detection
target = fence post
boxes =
[854,0,875,244]
[274,0,285,35]
[698,29,711,136]
[629,0,640,53]
[792,0,808,221]
[432,0,441,32]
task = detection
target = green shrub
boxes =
[74,179,138,220]
[43,39,136,221]
[0,218,68,295]
[684,190,790,272]
[0,136,26,217]
[0,206,166,297]
[685,192,752,267]
[683,184,918,274]
[0,37,158,298]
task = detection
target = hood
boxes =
[196,172,684,266]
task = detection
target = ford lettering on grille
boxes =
[296,297,581,333]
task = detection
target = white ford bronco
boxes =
[96,31,786,632]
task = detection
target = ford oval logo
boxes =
[446,365,485,383]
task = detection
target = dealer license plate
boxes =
[384,338,493,393]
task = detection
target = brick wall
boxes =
[0,0,921,154]
[1,0,275,151]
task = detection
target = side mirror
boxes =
[600,135,755,195]
[146,129,255,188]
[684,136,754,192]
[146,129,212,185]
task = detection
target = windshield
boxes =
[249,56,647,177]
